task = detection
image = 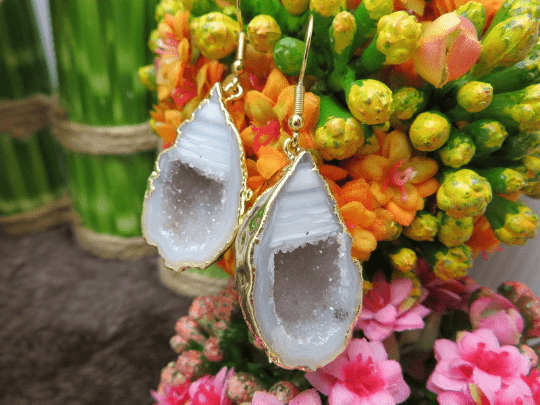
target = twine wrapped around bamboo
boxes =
[0,94,54,140]
[51,109,158,154]
[0,195,72,235]
[158,258,231,297]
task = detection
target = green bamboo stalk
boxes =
[66,152,95,229]
[23,136,55,205]
[36,129,69,195]
[86,156,115,234]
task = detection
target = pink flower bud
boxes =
[469,288,525,345]
[203,336,224,362]
[175,350,205,379]
[413,12,481,88]
[174,316,205,343]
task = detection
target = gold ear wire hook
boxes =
[285,14,314,159]
[223,0,246,102]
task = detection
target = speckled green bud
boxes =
[476,167,526,193]
[513,154,540,184]
[376,11,422,65]
[138,65,157,91]
[282,0,310,15]
[403,211,439,241]
[485,195,539,245]
[432,244,473,281]
[523,179,540,198]
[457,81,493,113]
[437,211,474,247]
[409,111,451,152]
[310,0,346,18]
[364,0,395,20]
[347,79,393,125]
[315,117,365,160]
[462,119,508,156]
[273,37,307,76]
[155,0,185,21]
[437,169,493,218]
[191,13,239,60]
[498,131,540,161]
[503,85,540,132]
[247,15,282,53]
[439,128,476,169]
[455,1,486,35]
[331,11,357,56]
[388,247,418,273]
[473,15,539,77]
[391,87,427,121]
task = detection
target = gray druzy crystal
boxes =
[143,84,246,271]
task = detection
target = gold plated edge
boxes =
[141,83,248,271]
[236,150,363,371]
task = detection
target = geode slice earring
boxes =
[235,16,363,371]
[142,6,250,271]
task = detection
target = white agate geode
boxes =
[235,152,363,371]
[143,84,246,270]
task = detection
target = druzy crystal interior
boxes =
[252,153,362,370]
[143,84,245,270]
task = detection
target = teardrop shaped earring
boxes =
[235,15,363,372]
[142,3,251,271]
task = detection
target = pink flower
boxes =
[469,288,525,345]
[499,281,540,338]
[356,273,430,341]
[189,367,235,405]
[413,12,481,88]
[306,338,410,405]
[427,329,532,404]
[176,350,205,379]
[522,369,540,404]
[152,381,191,405]
[251,389,322,405]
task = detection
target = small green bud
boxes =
[376,11,422,65]
[247,15,282,53]
[391,87,427,121]
[457,81,493,113]
[148,29,160,53]
[439,128,476,169]
[437,169,492,218]
[310,0,346,18]
[409,111,451,152]
[473,15,539,76]
[437,211,474,247]
[314,117,365,160]
[462,119,508,156]
[505,84,540,133]
[513,154,540,184]
[523,179,540,198]
[347,79,393,125]
[455,1,486,35]
[364,0,395,21]
[432,244,473,281]
[274,37,309,76]
[155,0,185,21]
[138,65,157,91]
[495,200,539,245]
[477,167,526,194]
[403,211,439,241]
[191,13,239,60]
[388,247,418,273]
[281,0,310,15]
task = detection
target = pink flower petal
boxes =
[367,390,397,405]
[433,339,460,362]
[361,321,394,341]
[374,305,398,324]
[471,367,501,402]
[252,391,285,405]
[437,391,476,405]
[305,371,337,396]
[290,389,322,405]
[328,383,363,405]
[390,279,413,306]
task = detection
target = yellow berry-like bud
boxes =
[388,247,418,273]
[347,80,393,125]
[403,211,439,241]
[315,117,365,160]
[364,0,395,20]
[281,0,310,15]
[432,244,473,281]
[191,13,239,60]
[331,11,357,56]
[494,202,540,245]
[455,1,486,35]
[155,0,185,21]
[138,65,157,91]
[437,169,492,218]
[310,0,346,18]
[409,112,451,152]
[247,15,282,53]
[437,211,474,247]
[457,81,493,113]
[376,11,422,65]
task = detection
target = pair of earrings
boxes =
[142,12,363,371]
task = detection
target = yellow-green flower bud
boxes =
[364,0,395,21]
[409,111,451,152]
[473,15,539,77]
[457,81,493,113]
[331,11,357,56]
[376,11,422,65]
[496,202,539,244]
[403,211,439,241]
[437,211,474,247]
[155,0,185,21]
[505,84,540,133]
[455,1,486,35]
[523,179,540,198]
[282,0,310,15]
[388,247,417,273]
[439,128,476,169]
[314,117,365,160]
[437,169,493,218]
[392,87,427,121]
[191,13,239,60]
[247,15,282,53]
[310,0,346,18]
[432,244,473,281]
[347,79,393,125]
[138,65,157,91]
[148,29,160,53]
[514,155,540,184]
